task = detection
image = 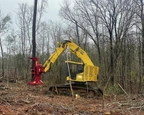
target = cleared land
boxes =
[0,83,144,115]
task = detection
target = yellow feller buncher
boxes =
[28,40,103,97]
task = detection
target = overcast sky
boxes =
[0,0,63,24]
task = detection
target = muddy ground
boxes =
[0,83,144,115]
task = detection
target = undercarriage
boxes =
[49,83,103,98]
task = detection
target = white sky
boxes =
[0,0,63,23]
[0,0,64,53]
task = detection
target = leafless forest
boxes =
[1,0,144,114]
[0,0,144,114]
[2,0,143,92]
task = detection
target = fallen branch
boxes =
[117,83,128,95]
[127,104,144,110]
[18,99,31,104]
[106,102,122,107]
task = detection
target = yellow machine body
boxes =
[42,40,99,83]
[29,39,102,96]
[65,61,99,82]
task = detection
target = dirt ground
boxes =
[0,83,144,115]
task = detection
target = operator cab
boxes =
[65,61,84,81]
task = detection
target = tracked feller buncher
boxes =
[28,40,103,97]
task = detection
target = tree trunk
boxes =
[109,33,114,86]
[75,21,80,46]
[32,0,38,80]
[0,38,4,82]
[140,0,144,93]
[141,24,144,93]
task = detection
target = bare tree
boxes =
[60,0,135,88]
[15,1,47,80]
[134,0,144,93]
[60,0,102,65]
[0,9,11,81]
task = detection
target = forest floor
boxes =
[0,82,144,115]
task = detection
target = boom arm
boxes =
[65,40,94,66]
[42,44,65,72]
[43,40,94,72]
[28,40,97,85]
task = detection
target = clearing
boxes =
[0,82,144,115]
